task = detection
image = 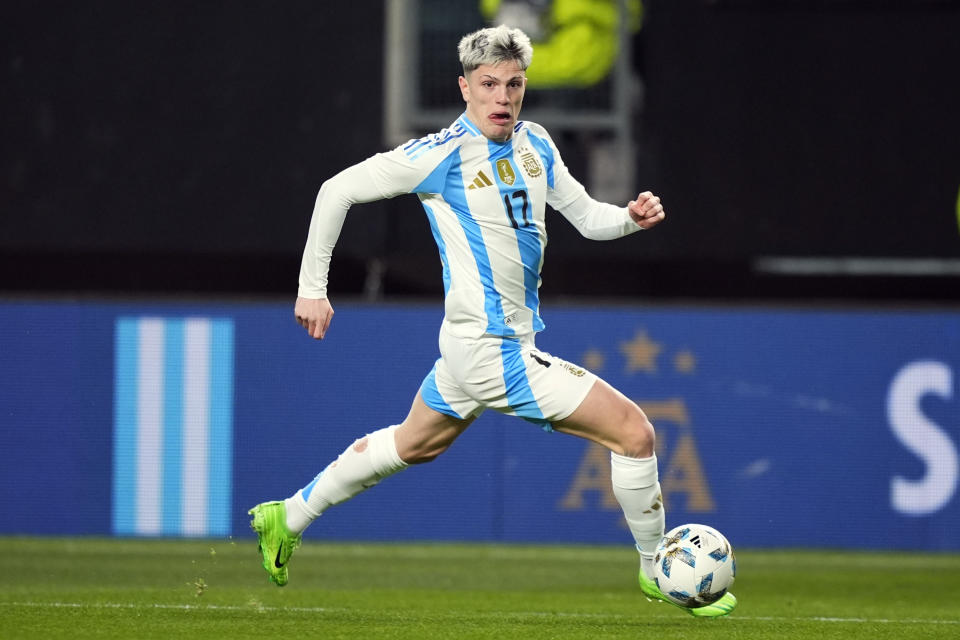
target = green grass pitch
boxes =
[1,537,958,639]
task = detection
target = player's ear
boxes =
[458,75,469,103]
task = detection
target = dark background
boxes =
[3,1,959,300]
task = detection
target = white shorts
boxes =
[419,326,598,430]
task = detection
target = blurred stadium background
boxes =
[2,0,959,559]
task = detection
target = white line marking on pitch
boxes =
[0,602,957,625]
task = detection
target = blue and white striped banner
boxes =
[113,317,234,537]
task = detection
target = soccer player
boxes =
[249,25,736,618]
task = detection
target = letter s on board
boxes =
[887,361,957,516]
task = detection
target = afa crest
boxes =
[520,152,543,178]
[496,158,516,186]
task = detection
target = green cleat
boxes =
[248,501,302,587]
[638,569,737,618]
[688,592,737,617]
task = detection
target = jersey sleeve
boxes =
[551,171,642,241]
[528,125,642,241]
[298,142,455,298]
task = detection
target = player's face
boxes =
[458,62,527,142]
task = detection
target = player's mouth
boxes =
[489,111,512,126]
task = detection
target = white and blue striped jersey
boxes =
[299,113,642,339]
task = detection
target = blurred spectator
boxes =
[481,0,643,87]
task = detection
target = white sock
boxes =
[284,493,314,534]
[284,424,408,534]
[610,452,665,576]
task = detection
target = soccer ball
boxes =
[653,524,736,607]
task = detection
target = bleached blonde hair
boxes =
[457,25,533,74]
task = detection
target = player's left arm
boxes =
[534,125,664,239]
[627,192,666,230]
[551,172,665,240]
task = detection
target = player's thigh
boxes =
[515,343,598,424]
[552,378,654,458]
[396,392,475,463]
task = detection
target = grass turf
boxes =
[1,537,958,639]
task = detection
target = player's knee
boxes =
[621,406,655,458]
[398,440,450,465]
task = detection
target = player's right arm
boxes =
[296,141,452,340]
[294,295,334,340]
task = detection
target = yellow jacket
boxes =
[481,0,642,88]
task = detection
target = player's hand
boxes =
[294,296,334,340]
[628,191,666,230]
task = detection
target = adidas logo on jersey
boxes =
[467,170,494,190]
